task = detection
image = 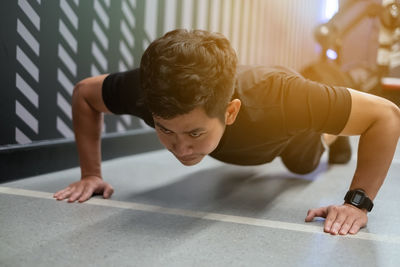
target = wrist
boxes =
[343,203,368,214]
[81,174,102,179]
[344,188,374,212]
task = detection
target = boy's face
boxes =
[153,100,240,166]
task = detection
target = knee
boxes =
[280,156,319,175]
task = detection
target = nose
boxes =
[172,136,193,157]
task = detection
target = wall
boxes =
[1,0,326,147]
[0,0,326,180]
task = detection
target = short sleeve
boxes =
[282,74,352,135]
[102,68,154,126]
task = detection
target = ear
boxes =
[225,99,241,125]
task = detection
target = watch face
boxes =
[345,189,373,212]
[353,192,364,204]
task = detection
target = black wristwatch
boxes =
[344,189,374,212]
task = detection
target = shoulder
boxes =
[103,68,141,89]
[236,65,298,83]
[102,68,151,118]
[236,65,304,92]
[235,65,304,108]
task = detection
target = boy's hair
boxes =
[140,29,238,122]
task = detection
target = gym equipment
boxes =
[302,0,400,105]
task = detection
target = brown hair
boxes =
[140,29,238,122]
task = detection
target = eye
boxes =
[189,132,203,138]
[159,127,172,134]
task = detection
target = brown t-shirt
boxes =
[102,65,352,165]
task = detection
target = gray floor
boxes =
[1,137,400,267]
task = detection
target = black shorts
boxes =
[280,131,326,174]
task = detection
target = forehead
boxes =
[153,107,219,130]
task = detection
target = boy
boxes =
[54,29,400,236]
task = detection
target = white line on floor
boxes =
[1,186,399,244]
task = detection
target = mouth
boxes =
[178,155,199,162]
[169,150,203,165]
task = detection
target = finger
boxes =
[349,220,363,235]
[324,206,338,233]
[78,185,96,203]
[53,191,60,198]
[68,186,85,203]
[56,188,73,200]
[54,187,71,198]
[339,218,354,235]
[305,207,328,222]
[329,211,348,235]
[103,185,114,199]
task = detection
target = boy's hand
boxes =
[53,176,114,203]
[305,204,368,235]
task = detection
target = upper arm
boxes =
[282,75,351,135]
[339,88,400,136]
[73,74,111,113]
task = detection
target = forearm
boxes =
[306,90,400,235]
[72,85,103,179]
[350,110,400,200]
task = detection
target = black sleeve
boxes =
[102,68,154,126]
[281,73,352,135]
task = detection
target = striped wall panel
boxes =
[15,0,41,145]
[2,0,325,147]
[57,0,79,139]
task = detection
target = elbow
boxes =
[386,102,400,137]
[72,80,86,102]
[72,81,84,119]
[71,80,92,117]
[72,79,91,108]
[394,104,400,136]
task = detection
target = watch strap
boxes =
[344,189,374,212]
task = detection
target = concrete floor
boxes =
[1,137,400,267]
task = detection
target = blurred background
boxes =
[1,0,399,181]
